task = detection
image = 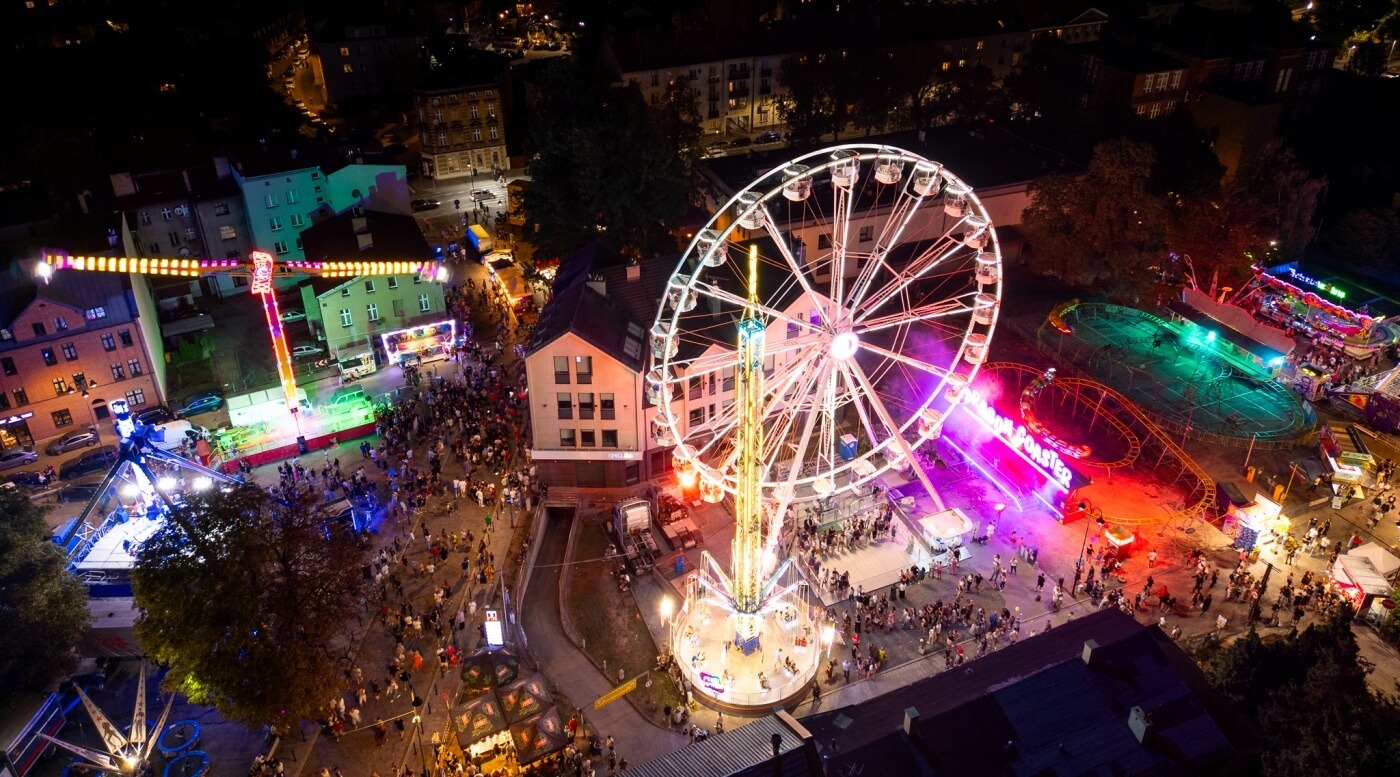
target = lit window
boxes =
[125,389,146,406]
[344,64,354,73]
[128,359,142,376]
[52,409,74,427]
[220,225,237,240]
[340,47,350,56]
[101,333,115,351]
[85,307,107,320]
[61,342,77,360]
[110,363,125,380]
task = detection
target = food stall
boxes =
[1319,421,1375,485]
[1103,525,1136,559]
[454,692,512,762]
[1228,494,1290,553]
[916,508,973,563]
[1333,553,1392,617]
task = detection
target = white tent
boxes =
[1348,542,1400,582]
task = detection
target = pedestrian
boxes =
[1147,550,1158,567]
[812,683,822,706]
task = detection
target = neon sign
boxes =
[1287,268,1346,300]
[249,249,275,295]
[962,388,1075,490]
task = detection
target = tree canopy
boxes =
[523,58,699,260]
[0,489,89,697]
[132,485,363,727]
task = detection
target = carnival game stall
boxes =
[1102,524,1136,560]
[454,693,510,762]
[1319,422,1375,486]
[1250,267,1381,357]
[1229,494,1290,553]
[1333,552,1392,617]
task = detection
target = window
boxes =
[0,393,8,410]
[580,430,596,447]
[393,299,404,317]
[42,348,57,366]
[185,228,197,240]
[859,226,874,243]
[559,428,576,447]
[364,279,376,293]
[602,430,618,448]
[214,203,230,216]
[557,393,573,419]
[287,189,300,204]
[471,104,480,119]
[688,376,702,399]
[161,207,173,221]
[1136,104,1146,116]
[72,373,86,391]
[32,322,46,337]
[722,366,735,391]
[61,343,77,361]
[265,193,279,208]
[343,64,354,73]
[110,363,125,380]
[340,46,350,56]
[1149,102,1161,119]
[578,393,595,419]
[366,303,380,322]
[472,129,482,142]
[341,286,351,297]
[12,388,27,406]
[764,354,776,376]
[270,217,284,231]
[125,389,146,406]
[489,126,499,141]
[52,377,69,396]
[0,357,13,376]
[817,234,832,250]
[689,407,706,426]
[387,276,399,289]
[600,393,616,420]
[418,294,431,313]
[1275,67,1292,93]
[85,307,107,321]
[220,225,237,240]
[787,322,799,340]
[554,356,569,384]
[339,309,353,327]
[274,241,289,255]
[1171,70,1182,89]
[128,359,142,376]
[51,409,74,428]
[119,330,133,347]
[1164,100,1177,115]
[290,213,305,228]
[139,212,151,225]
[167,231,181,247]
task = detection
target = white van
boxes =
[149,420,209,452]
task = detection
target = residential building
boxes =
[0,271,166,451]
[297,209,444,360]
[414,55,511,181]
[322,152,412,215]
[310,14,420,106]
[230,149,324,262]
[1073,39,1191,119]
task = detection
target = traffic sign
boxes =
[593,676,639,709]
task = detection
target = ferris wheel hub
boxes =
[831,330,859,360]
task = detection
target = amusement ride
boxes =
[651,145,1003,710]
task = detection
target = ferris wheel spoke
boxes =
[854,295,977,335]
[852,235,967,323]
[844,358,946,509]
[834,360,892,459]
[691,344,823,458]
[665,334,818,376]
[845,198,954,313]
[759,207,832,329]
[856,340,952,380]
[689,280,822,333]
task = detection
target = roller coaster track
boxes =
[981,362,1216,528]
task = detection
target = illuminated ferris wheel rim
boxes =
[648,143,1004,504]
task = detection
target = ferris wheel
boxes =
[647,144,1003,509]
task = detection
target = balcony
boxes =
[729,86,750,99]
[728,66,750,80]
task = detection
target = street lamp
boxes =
[1077,501,1106,568]
[822,624,835,659]
[659,597,674,656]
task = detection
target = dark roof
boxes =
[0,182,57,229]
[417,52,510,92]
[232,149,323,179]
[627,714,817,777]
[0,267,131,329]
[1008,0,1110,30]
[1075,39,1190,73]
[298,209,432,263]
[311,9,419,43]
[528,282,647,371]
[704,124,1074,197]
[803,609,1254,775]
[1168,299,1288,362]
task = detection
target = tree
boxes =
[131,485,363,728]
[1322,207,1400,265]
[1165,179,1275,289]
[524,59,698,259]
[1020,138,1166,299]
[0,489,89,696]
[1237,141,1327,263]
[778,53,840,145]
[1309,0,1394,45]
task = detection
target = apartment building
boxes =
[310,14,420,106]
[0,271,166,451]
[297,209,445,360]
[231,150,324,262]
[414,56,511,181]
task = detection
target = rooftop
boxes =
[0,266,132,330]
[627,713,818,777]
[1075,38,1190,73]
[417,51,511,92]
[298,209,432,264]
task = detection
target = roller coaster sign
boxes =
[962,388,1075,491]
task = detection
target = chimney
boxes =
[1082,639,1099,666]
[903,707,920,741]
[1128,706,1153,743]
[626,261,641,282]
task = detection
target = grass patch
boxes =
[566,517,683,717]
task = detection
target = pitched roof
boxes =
[0,267,131,329]
[626,714,817,777]
[298,209,432,263]
[527,281,647,372]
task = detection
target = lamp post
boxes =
[822,624,835,660]
[1076,501,1106,568]
[659,596,674,657]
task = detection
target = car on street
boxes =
[57,481,105,504]
[470,189,497,202]
[730,136,752,148]
[280,308,307,323]
[179,392,223,417]
[6,470,48,489]
[756,130,783,144]
[59,446,119,481]
[46,431,100,456]
[134,405,172,426]
[411,198,442,212]
[0,448,38,471]
[292,344,326,358]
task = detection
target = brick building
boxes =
[0,271,166,452]
[414,54,511,181]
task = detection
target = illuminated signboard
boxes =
[484,609,504,647]
[962,388,1075,490]
[1286,268,1346,300]
[249,249,275,295]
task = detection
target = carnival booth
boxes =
[1252,267,1381,357]
[1229,494,1290,552]
[1333,552,1392,617]
[1349,542,1400,582]
[1319,422,1375,485]
[1102,524,1136,560]
[916,508,973,564]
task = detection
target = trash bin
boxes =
[675,555,685,576]
[1244,466,1257,482]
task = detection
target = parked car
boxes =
[6,470,48,488]
[280,308,307,323]
[756,130,783,144]
[57,481,105,504]
[292,344,326,358]
[411,199,442,212]
[470,189,497,202]
[730,136,753,148]
[46,431,100,456]
[133,405,172,426]
[59,446,119,480]
[0,447,38,471]
[180,392,223,416]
